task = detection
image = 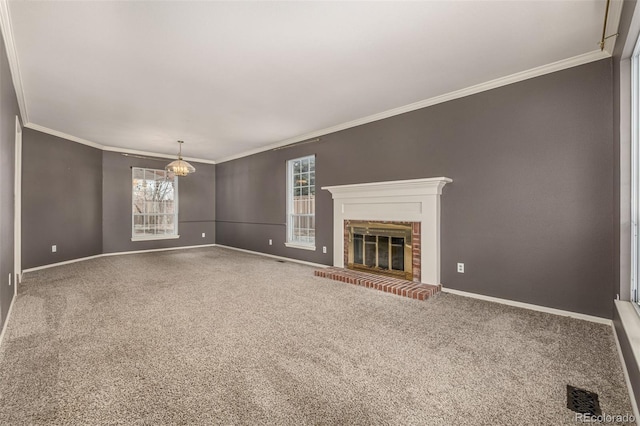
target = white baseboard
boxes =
[215,244,328,268]
[101,244,217,258]
[21,244,324,275]
[441,287,612,325]
[0,293,16,350]
[22,244,218,274]
[22,254,104,273]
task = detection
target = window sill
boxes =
[131,235,180,242]
[285,242,316,251]
[615,300,640,378]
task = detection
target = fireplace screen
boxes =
[347,222,412,280]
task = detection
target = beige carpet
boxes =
[0,247,634,425]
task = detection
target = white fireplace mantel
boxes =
[322,177,452,285]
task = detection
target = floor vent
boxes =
[567,385,601,415]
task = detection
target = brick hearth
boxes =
[314,267,441,301]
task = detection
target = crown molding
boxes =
[25,122,104,150]
[25,123,216,164]
[25,49,613,166]
[101,145,216,164]
[215,49,611,164]
[0,0,28,122]
[0,0,615,166]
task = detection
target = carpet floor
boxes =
[0,247,634,425]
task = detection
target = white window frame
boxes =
[285,155,316,251]
[631,35,640,313]
[131,167,180,241]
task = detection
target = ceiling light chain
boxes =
[599,0,619,51]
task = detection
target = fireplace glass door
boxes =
[347,222,412,280]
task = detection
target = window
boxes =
[286,155,315,250]
[632,36,640,311]
[132,167,179,240]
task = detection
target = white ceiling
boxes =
[4,0,621,163]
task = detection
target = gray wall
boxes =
[217,58,614,319]
[0,28,19,330]
[102,151,215,253]
[21,132,216,266]
[22,129,103,269]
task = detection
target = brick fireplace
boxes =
[322,177,451,285]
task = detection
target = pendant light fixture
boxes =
[165,140,196,177]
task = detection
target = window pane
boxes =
[141,215,149,235]
[378,236,389,270]
[365,235,376,267]
[166,214,175,234]
[133,215,144,236]
[391,237,405,271]
[353,234,363,264]
[132,168,177,239]
[287,155,315,246]
[133,168,144,181]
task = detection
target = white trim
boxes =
[0,0,27,122]
[284,242,316,251]
[101,244,216,258]
[216,244,326,268]
[623,0,640,59]
[632,29,640,307]
[612,302,640,423]
[441,287,612,325]
[25,123,103,150]
[24,123,217,165]
[0,292,15,350]
[13,116,21,291]
[322,177,452,198]
[21,244,217,274]
[215,50,610,164]
[22,254,105,273]
[102,144,216,165]
[323,177,451,285]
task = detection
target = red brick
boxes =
[312,266,440,302]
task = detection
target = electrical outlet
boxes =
[269,239,273,246]
[457,263,464,273]
[202,233,206,238]
[52,245,57,253]
[8,273,11,287]
[322,246,327,254]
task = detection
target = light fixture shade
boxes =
[165,140,196,177]
[165,159,196,177]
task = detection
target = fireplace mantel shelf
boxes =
[323,177,452,286]
[322,177,452,198]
